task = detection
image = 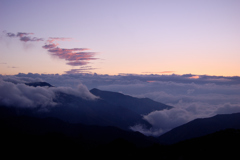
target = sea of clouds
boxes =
[1,73,240,136]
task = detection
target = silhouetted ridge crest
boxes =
[25,82,53,87]
[90,88,172,115]
[158,112,240,144]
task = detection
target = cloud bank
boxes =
[22,74,240,134]
[1,73,240,136]
[0,80,56,108]
[0,76,97,110]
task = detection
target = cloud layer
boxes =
[0,76,97,110]
[1,73,240,136]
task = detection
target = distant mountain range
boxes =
[9,82,172,131]
[1,81,240,159]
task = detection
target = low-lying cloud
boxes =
[2,73,240,136]
[0,80,56,108]
[0,77,98,110]
[131,102,240,136]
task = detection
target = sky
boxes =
[0,0,240,76]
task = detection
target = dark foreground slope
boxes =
[159,112,240,144]
[1,108,240,159]
[169,129,240,160]
[0,107,159,158]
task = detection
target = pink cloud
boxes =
[44,37,73,46]
[42,43,58,49]
[47,37,73,42]
[5,31,99,72]
[17,32,33,38]
[47,48,96,61]
[43,37,98,68]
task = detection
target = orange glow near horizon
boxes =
[188,76,200,79]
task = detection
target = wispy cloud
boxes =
[142,71,175,74]
[20,36,43,42]
[42,37,98,70]
[3,31,99,73]
[6,32,16,37]
[66,61,89,66]
[47,48,95,61]
[65,66,97,74]
[158,71,175,74]
[5,32,44,42]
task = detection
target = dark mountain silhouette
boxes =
[0,111,157,147]
[1,106,240,159]
[159,112,240,144]
[90,88,172,115]
[169,128,240,160]
[4,82,173,130]
[0,108,159,158]
[25,81,53,87]
[42,91,152,130]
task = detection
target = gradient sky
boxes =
[0,0,240,76]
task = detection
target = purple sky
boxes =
[0,0,240,76]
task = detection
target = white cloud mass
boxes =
[0,79,56,108]
[0,76,97,109]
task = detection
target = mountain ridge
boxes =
[90,88,172,115]
[3,82,173,131]
[158,112,240,144]
[1,109,240,159]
